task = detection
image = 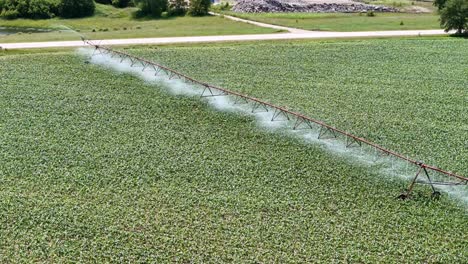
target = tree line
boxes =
[0,0,465,35]
[0,0,211,19]
[434,0,467,35]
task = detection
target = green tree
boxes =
[59,0,95,18]
[133,0,168,17]
[29,0,60,18]
[435,0,468,34]
[188,0,211,16]
[0,0,61,19]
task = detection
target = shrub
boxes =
[366,10,375,17]
[133,0,167,17]
[188,0,211,16]
[59,0,95,18]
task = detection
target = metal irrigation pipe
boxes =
[87,42,468,185]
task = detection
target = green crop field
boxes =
[222,12,441,32]
[0,4,276,43]
[0,39,466,262]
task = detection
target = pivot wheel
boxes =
[431,191,441,200]
[397,193,409,200]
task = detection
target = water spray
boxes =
[81,42,468,202]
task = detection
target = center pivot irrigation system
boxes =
[84,39,467,199]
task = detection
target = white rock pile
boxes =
[232,0,398,13]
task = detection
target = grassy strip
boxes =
[222,11,441,31]
[122,37,467,176]
[0,4,276,43]
[0,51,466,262]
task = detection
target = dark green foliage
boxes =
[168,0,186,16]
[0,8,19,19]
[133,0,167,17]
[366,10,375,17]
[112,0,130,8]
[188,0,210,16]
[28,0,59,18]
[95,0,112,4]
[434,0,447,10]
[438,0,468,34]
[0,0,60,19]
[59,0,95,18]
[95,0,133,7]
[0,0,96,19]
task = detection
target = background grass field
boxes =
[0,4,276,43]
[222,12,441,31]
[0,39,467,262]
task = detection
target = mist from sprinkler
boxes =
[79,47,468,208]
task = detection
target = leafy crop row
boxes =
[124,38,468,177]
[0,50,466,262]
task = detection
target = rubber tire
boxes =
[431,191,441,200]
[398,193,409,200]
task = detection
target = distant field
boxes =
[125,38,467,176]
[0,46,467,262]
[0,4,276,43]
[222,12,441,31]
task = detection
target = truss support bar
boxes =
[399,166,423,200]
[91,47,101,57]
[318,126,337,139]
[293,117,314,130]
[200,86,228,98]
[168,72,176,80]
[271,109,290,122]
[154,68,162,77]
[423,167,441,199]
[233,96,249,105]
[346,136,362,148]
[415,180,466,186]
[251,101,269,113]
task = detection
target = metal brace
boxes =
[318,126,337,139]
[251,101,269,113]
[271,109,290,122]
[293,117,314,130]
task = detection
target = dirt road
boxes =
[0,29,448,50]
